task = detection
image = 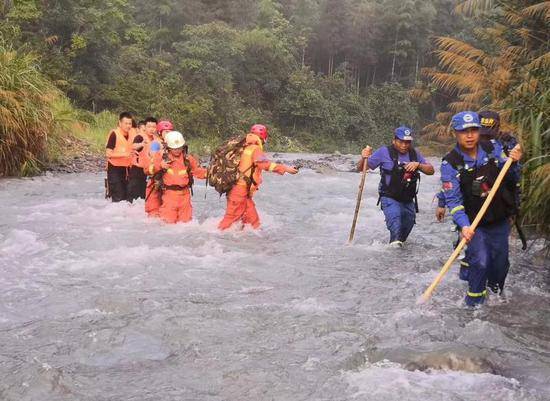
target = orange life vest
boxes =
[107,128,132,167]
[131,132,152,167]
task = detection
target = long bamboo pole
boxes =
[349,158,369,243]
[418,155,515,304]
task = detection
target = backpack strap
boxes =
[443,148,465,172]
[409,147,418,162]
[183,154,194,196]
[387,145,399,169]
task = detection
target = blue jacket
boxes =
[440,140,520,228]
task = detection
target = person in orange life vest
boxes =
[135,117,159,170]
[127,120,149,201]
[151,131,206,224]
[105,112,134,202]
[218,124,298,231]
[144,120,172,217]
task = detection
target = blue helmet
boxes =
[394,126,414,141]
[451,111,481,131]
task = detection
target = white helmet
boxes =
[165,131,186,149]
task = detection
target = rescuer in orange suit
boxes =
[144,120,173,217]
[218,124,298,230]
[151,131,206,224]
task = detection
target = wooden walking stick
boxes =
[418,155,516,304]
[349,157,369,243]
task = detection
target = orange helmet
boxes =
[157,120,174,132]
[250,124,268,141]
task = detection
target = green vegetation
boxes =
[0,39,60,176]
[1,0,473,174]
[416,0,550,236]
[0,0,548,233]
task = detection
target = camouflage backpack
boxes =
[207,136,248,195]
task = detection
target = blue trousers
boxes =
[380,196,416,243]
[464,220,511,306]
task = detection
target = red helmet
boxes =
[250,124,268,141]
[157,120,174,132]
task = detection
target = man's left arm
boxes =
[189,155,207,179]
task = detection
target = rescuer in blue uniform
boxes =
[360,127,435,246]
[436,110,524,282]
[440,111,522,306]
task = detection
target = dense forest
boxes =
[0,0,474,151]
[0,0,549,233]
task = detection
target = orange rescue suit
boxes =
[151,152,206,224]
[218,134,289,230]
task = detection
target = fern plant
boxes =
[417,0,550,236]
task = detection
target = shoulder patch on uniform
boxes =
[443,182,453,191]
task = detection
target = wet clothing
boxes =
[367,145,428,243]
[145,181,162,217]
[441,140,520,305]
[218,134,287,230]
[105,128,132,202]
[380,196,416,243]
[127,166,147,201]
[464,220,511,305]
[218,185,261,229]
[151,152,206,224]
[127,134,147,201]
[106,163,128,202]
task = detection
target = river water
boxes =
[0,154,549,401]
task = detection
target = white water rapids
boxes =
[0,154,549,401]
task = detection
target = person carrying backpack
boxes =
[150,131,206,224]
[359,127,435,246]
[216,124,298,230]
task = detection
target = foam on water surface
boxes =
[0,154,549,401]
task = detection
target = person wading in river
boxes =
[151,131,207,224]
[217,124,298,230]
[127,120,148,201]
[144,120,172,217]
[105,112,135,202]
[359,127,435,247]
[435,109,524,281]
[441,111,522,306]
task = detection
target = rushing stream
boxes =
[0,154,549,401]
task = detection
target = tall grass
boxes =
[72,111,117,153]
[0,40,61,176]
